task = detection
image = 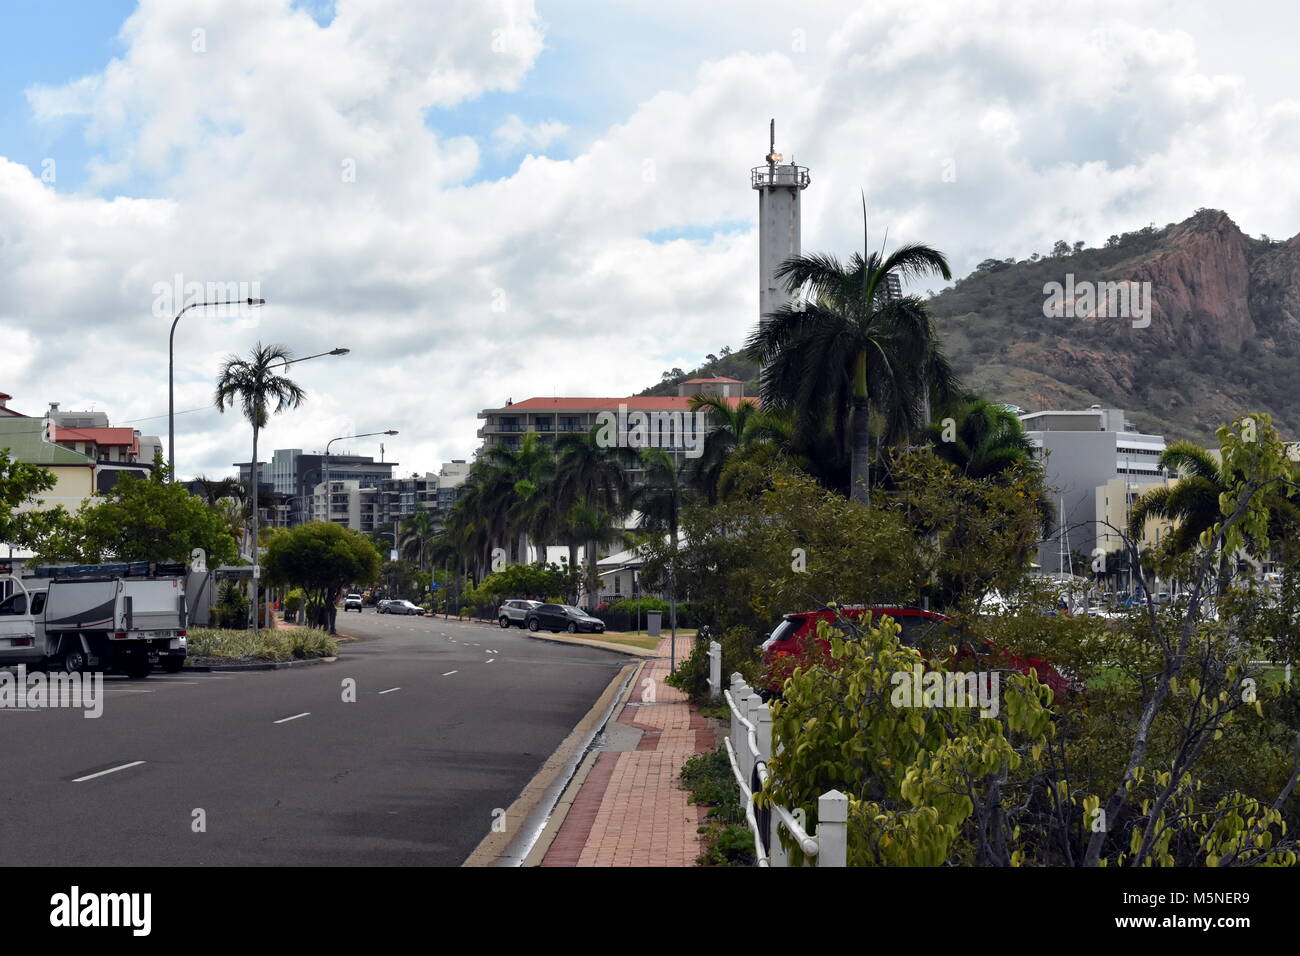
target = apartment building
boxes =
[307,462,470,535]
[477,379,745,483]
[43,402,162,491]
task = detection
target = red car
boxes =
[759,605,1073,698]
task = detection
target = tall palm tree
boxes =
[631,449,693,624]
[483,432,556,563]
[748,236,958,505]
[556,428,629,610]
[399,504,438,572]
[214,342,306,625]
[568,503,631,610]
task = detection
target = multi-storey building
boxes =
[1020,406,1168,572]
[477,380,745,485]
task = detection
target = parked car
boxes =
[759,605,1074,698]
[498,599,542,628]
[379,599,423,616]
[343,593,363,612]
[526,603,605,634]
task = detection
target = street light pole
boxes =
[321,429,399,527]
[168,297,264,481]
[247,344,347,629]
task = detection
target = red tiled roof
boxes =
[682,376,742,384]
[494,396,745,412]
[53,426,138,450]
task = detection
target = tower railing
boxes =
[751,164,810,189]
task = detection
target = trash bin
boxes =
[646,609,662,637]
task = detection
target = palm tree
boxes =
[687,395,798,503]
[926,398,1039,480]
[568,503,631,610]
[400,504,438,572]
[555,428,629,609]
[214,342,306,625]
[483,432,556,564]
[192,474,244,505]
[748,235,958,505]
[631,449,693,625]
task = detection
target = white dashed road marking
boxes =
[74,761,145,783]
[378,687,401,695]
[274,712,311,724]
[442,670,458,677]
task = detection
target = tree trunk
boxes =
[586,538,599,611]
[850,393,871,506]
[568,541,580,603]
[249,423,260,629]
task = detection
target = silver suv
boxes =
[343,593,363,612]
[498,599,541,628]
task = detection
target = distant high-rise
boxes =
[752,119,810,326]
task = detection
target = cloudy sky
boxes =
[2,0,1300,479]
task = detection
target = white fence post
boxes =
[708,640,722,700]
[752,699,785,866]
[816,790,849,867]
[734,682,753,783]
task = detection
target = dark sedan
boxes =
[525,603,605,634]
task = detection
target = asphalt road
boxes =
[0,612,626,866]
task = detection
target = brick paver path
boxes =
[541,636,711,866]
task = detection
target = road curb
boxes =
[462,660,641,867]
[183,656,338,672]
[522,658,647,866]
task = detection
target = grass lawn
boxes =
[596,628,698,650]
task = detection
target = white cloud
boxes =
[3,0,1300,479]
[492,114,568,152]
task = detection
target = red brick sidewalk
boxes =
[540,635,712,866]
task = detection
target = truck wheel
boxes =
[63,648,88,674]
[161,656,185,674]
[125,658,152,679]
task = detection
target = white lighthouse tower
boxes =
[752,119,810,326]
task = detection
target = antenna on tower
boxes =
[766,118,782,167]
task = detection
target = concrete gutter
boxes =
[183,656,337,672]
[462,660,641,867]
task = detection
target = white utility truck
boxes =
[0,561,188,677]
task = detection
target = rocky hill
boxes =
[649,209,1298,444]
[930,208,1298,442]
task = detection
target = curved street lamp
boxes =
[168,297,265,481]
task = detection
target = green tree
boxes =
[31,464,237,566]
[555,429,629,609]
[926,397,1037,480]
[263,521,381,632]
[0,450,59,550]
[399,504,438,572]
[748,232,957,505]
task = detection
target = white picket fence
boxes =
[707,640,847,867]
